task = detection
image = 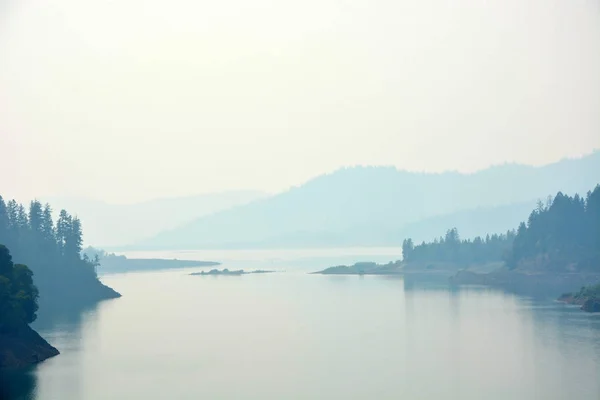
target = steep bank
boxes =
[0,325,59,370]
[0,244,60,370]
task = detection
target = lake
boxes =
[3,248,600,399]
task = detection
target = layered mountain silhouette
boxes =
[132,151,600,249]
[42,191,266,247]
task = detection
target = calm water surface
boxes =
[4,249,600,399]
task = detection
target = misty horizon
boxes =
[2,0,600,203]
[1,1,600,399]
[5,149,600,205]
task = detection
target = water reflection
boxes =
[33,301,101,332]
[3,269,600,399]
[1,299,112,400]
[399,272,600,399]
[0,367,36,400]
[298,271,599,399]
[32,299,114,400]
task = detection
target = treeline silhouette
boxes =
[0,245,37,332]
[402,228,515,265]
[402,184,600,271]
[0,196,119,313]
[506,185,600,271]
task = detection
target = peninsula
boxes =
[314,261,401,275]
[314,184,600,307]
[83,247,220,273]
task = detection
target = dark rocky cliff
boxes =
[0,325,59,370]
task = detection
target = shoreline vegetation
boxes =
[558,283,600,312]
[83,247,220,273]
[2,180,598,371]
[314,261,503,275]
[190,269,274,276]
[315,184,600,312]
[0,196,122,370]
[0,245,59,370]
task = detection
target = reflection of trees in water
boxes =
[402,270,589,301]
[401,274,600,397]
[32,297,106,332]
[527,297,600,362]
[402,273,600,397]
[2,298,114,400]
[401,273,462,294]
[0,366,36,400]
[512,297,600,398]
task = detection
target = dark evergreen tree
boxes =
[16,204,28,232]
[28,200,43,236]
[41,204,55,245]
[55,210,71,257]
[402,238,414,262]
[5,200,19,251]
[586,187,600,261]
[0,245,38,332]
[65,217,83,259]
[0,196,8,247]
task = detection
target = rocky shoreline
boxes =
[0,325,59,370]
[557,284,600,312]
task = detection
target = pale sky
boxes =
[1,0,599,203]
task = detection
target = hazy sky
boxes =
[1,0,599,203]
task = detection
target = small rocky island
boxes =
[558,283,600,312]
[190,268,274,276]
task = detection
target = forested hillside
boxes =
[402,228,515,266]
[402,184,600,272]
[506,185,600,271]
[0,196,119,313]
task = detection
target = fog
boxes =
[2,3,600,398]
[1,0,600,203]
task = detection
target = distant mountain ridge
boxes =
[135,151,600,249]
[41,191,266,247]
